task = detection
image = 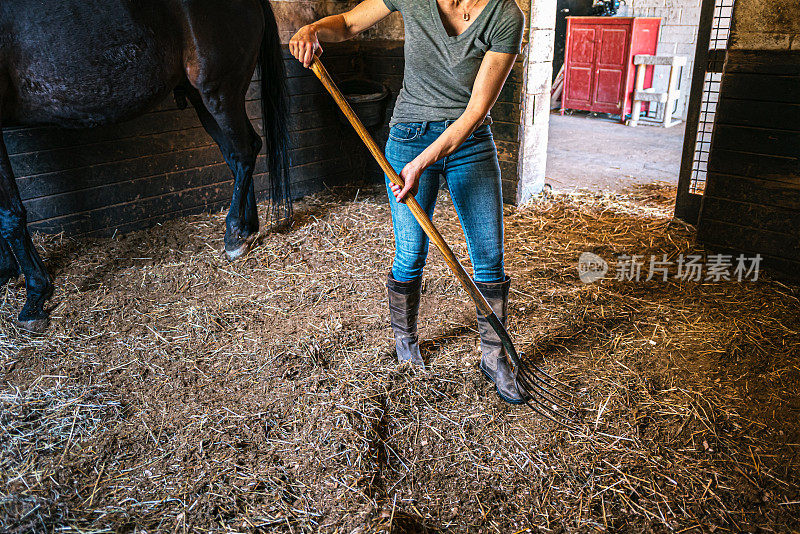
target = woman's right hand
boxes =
[289,25,322,68]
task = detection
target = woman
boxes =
[290,0,525,404]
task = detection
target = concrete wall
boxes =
[619,0,702,119]
[517,0,555,202]
[728,0,800,49]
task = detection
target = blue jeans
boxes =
[385,120,505,283]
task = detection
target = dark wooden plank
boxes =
[492,102,521,123]
[46,171,343,238]
[705,172,800,211]
[286,75,327,96]
[17,130,344,205]
[505,62,524,85]
[724,50,800,76]
[283,52,359,79]
[360,40,405,56]
[716,98,800,132]
[721,73,800,104]
[25,162,236,222]
[501,177,517,204]
[699,239,800,281]
[700,195,800,237]
[10,126,216,177]
[4,109,203,155]
[708,148,800,184]
[498,82,521,104]
[25,144,350,221]
[30,156,349,234]
[67,170,351,238]
[10,101,337,179]
[363,56,405,76]
[711,124,800,159]
[18,144,222,201]
[499,160,518,192]
[491,120,519,142]
[31,180,236,235]
[17,127,342,202]
[495,140,519,162]
[697,218,800,263]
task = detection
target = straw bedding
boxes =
[1,181,799,533]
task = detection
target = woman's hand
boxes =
[288,0,392,68]
[390,159,425,202]
[289,25,323,67]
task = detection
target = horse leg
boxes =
[186,85,261,254]
[0,122,53,331]
[0,237,21,287]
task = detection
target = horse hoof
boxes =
[16,317,49,333]
[224,234,258,262]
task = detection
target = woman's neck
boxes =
[435,0,490,36]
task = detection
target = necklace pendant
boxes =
[463,11,470,20]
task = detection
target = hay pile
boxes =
[2,182,799,533]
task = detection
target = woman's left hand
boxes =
[391,159,425,202]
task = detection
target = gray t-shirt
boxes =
[382,0,524,126]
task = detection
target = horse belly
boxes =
[9,1,184,128]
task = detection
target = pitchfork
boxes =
[310,57,578,427]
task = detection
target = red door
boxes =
[563,26,597,110]
[592,26,629,113]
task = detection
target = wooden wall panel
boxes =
[493,57,525,204]
[697,49,800,278]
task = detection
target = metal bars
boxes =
[687,0,736,193]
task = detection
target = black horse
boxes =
[0,0,290,331]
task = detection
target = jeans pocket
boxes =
[472,124,493,140]
[389,123,421,142]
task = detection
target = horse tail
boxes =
[259,0,293,225]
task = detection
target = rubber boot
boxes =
[387,274,425,367]
[476,276,525,404]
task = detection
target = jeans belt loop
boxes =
[420,121,428,135]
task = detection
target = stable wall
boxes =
[8,50,365,237]
[696,0,800,277]
[10,0,531,238]
[8,0,404,237]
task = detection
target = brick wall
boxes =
[620,0,701,119]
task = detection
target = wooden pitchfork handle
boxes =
[309,56,521,372]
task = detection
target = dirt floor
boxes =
[2,182,800,533]
[547,112,686,192]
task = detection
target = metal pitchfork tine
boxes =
[310,56,579,427]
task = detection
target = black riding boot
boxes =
[387,274,424,367]
[476,276,525,404]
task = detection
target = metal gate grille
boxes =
[688,0,736,193]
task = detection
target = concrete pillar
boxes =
[517,0,556,204]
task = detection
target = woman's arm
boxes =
[289,0,393,67]
[390,51,517,202]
